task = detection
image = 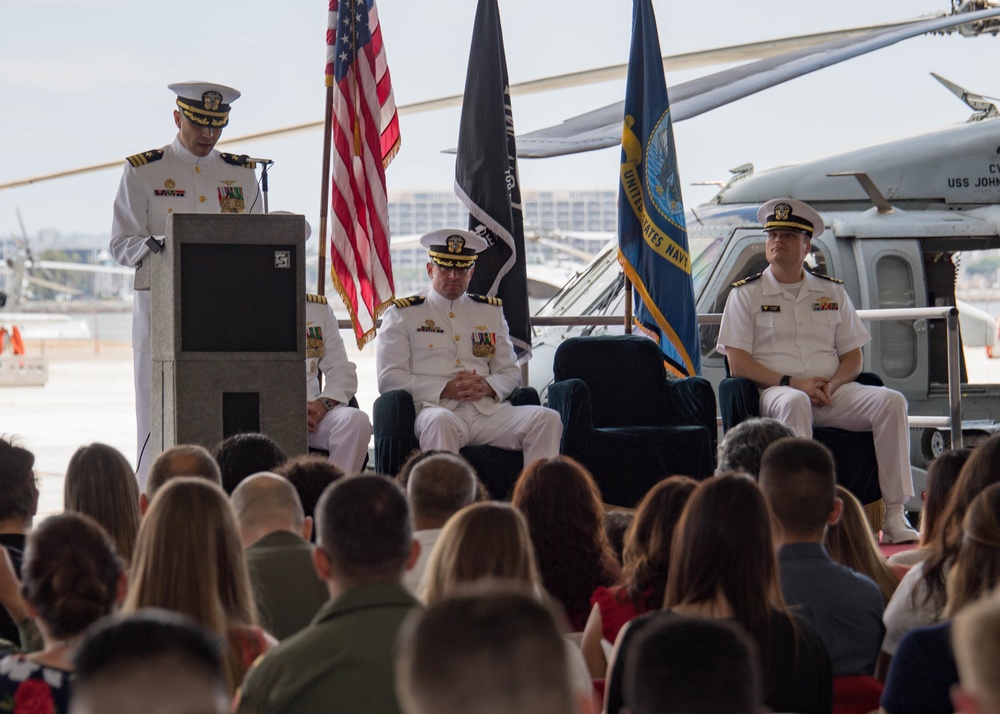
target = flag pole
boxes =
[316,83,335,297]
[624,274,633,334]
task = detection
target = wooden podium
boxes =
[149,212,307,459]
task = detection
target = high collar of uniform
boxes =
[427,286,466,307]
[170,135,216,165]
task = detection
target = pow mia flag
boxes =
[454,0,531,362]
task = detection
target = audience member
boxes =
[716,417,794,478]
[71,609,229,714]
[952,590,1000,714]
[888,448,970,569]
[0,437,37,648]
[512,456,620,631]
[418,502,595,711]
[581,476,697,678]
[213,432,287,495]
[236,476,418,714]
[606,474,831,714]
[0,513,124,714]
[622,616,762,714]
[143,443,222,512]
[231,472,328,640]
[760,438,884,676]
[125,478,274,694]
[882,433,1000,669]
[826,484,900,605]
[603,510,633,567]
[404,452,477,593]
[64,443,141,564]
[395,448,490,501]
[274,454,345,534]
[881,486,1000,713]
[396,586,585,714]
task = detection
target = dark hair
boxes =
[21,512,123,640]
[397,586,572,714]
[147,444,222,498]
[511,456,618,629]
[921,448,970,545]
[212,433,287,495]
[716,418,795,478]
[0,436,36,524]
[275,455,345,530]
[759,437,836,536]
[75,608,224,678]
[407,453,477,522]
[665,473,783,663]
[604,509,633,566]
[624,616,762,714]
[317,475,412,578]
[944,483,1000,617]
[620,476,698,609]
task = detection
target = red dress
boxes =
[590,585,654,643]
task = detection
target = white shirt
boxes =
[717,266,870,379]
[306,298,358,404]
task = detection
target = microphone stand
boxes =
[260,161,270,214]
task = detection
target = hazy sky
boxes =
[0,0,997,241]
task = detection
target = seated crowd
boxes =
[3,424,1000,714]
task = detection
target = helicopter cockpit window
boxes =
[699,239,830,360]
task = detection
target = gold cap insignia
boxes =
[774,203,791,221]
[202,91,223,111]
[446,235,466,254]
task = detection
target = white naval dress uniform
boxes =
[306,297,372,475]
[717,266,914,505]
[110,136,262,488]
[376,287,561,464]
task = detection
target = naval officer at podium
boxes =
[110,81,262,488]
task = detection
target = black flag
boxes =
[454,0,530,362]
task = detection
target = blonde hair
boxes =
[824,486,899,604]
[64,443,141,565]
[125,477,256,692]
[952,589,1000,712]
[421,502,542,604]
[945,483,1000,618]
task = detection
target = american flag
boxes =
[326,0,399,349]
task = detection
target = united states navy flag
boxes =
[618,0,700,377]
[455,0,531,362]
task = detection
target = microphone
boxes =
[242,155,274,166]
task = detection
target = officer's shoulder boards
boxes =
[219,153,257,169]
[730,273,763,288]
[468,293,503,307]
[306,293,328,304]
[809,271,843,284]
[125,149,164,168]
[391,295,425,309]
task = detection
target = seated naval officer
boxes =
[110,81,262,489]
[376,229,561,465]
[306,290,371,475]
[716,198,918,544]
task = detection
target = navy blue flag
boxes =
[455,0,531,362]
[618,0,700,377]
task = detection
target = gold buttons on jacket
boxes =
[199,195,206,203]
[195,166,201,174]
[454,335,460,341]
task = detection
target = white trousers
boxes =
[760,381,914,505]
[414,401,562,468]
[307,404,372,475]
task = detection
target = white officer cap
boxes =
[758,198,825,240]
[168,81,241,128]
[420,228,489,270]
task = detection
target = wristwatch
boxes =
[318,398,337,411]
[779,375,792,387]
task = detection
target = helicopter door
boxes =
[854,240,927,400]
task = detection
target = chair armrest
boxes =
[373,390,419,476]
[719,377,760,432]
[509,387,540,406]
[548,378,594,456]
[663,376,718,456]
